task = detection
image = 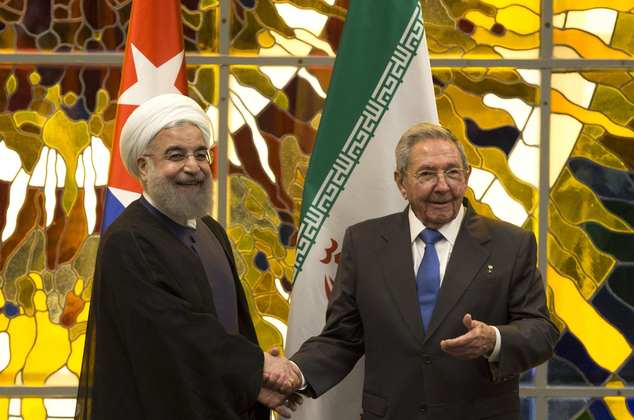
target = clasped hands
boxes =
[257,347,303,417]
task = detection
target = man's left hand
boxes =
[440,313,496,359]
[257,387,303,418]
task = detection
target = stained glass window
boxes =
[0,1,633,420]
[227,64,330,349]
[548,70,634,418]
[0,1,219,52]
[0,63,115,420]
[230,0,344,56]
[553,1,634,59]
[423,0,541,58]
[435,67,540,233]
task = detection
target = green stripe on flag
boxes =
[294,0,425,279]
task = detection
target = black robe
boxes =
[75,200,269,420]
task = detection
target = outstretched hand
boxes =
[440,313,496,359]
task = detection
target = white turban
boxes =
[119,93,213,178]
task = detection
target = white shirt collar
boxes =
[408,204,465,245]
[142,192,197,229]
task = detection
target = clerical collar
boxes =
[408,205,465,245]
[139,195,197,250]
[142,193,197,229]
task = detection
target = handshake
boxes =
[258,348,303,418]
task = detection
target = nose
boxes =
[434,172,450,191]
[182,155,202,173]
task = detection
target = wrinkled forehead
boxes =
[409,138,463,167]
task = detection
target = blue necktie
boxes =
[416,228,443,332]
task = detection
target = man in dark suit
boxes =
[75,94,300,420]
[288,123,560,419]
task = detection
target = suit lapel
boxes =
[379,209,426,347]
[424,205,491,341]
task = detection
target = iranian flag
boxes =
[102,0,187,230]
[285,0,437,418]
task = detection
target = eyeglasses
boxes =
[143,149,213,165]
[408,168,467,185]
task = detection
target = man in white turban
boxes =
[76,94,301,420]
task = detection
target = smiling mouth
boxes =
[176,181,203,187]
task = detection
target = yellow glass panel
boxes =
[571,132,628,172]
[483,0,540,14]
[552,90,634,138]
[496,6,540,35]
[42,110,91,214]
[555,28,632,59]
[591,84,634,126]
[5,74,17,96]
[472,26,539,50]
[548,265,631,372]
[28,71,40,85]
[0,316,36,385]
[21,398,45,420]
[552,169,631,233]
[554,0,634,14]
[549,199,617,295]
[548,231,598,298]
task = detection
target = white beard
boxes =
[144,164,212,222]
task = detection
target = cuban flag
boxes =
[102,0,188,230]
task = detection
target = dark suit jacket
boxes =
[292,205,559,420]
[75,200,269,420]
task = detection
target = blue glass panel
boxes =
[553,332,610,385]
[549,355,591,386]
[591,282,634,345]
[521,397,535,420]
[589,399,615,420]
[548,398,589,419]
[619,356,634,385]
[608,265,634,309]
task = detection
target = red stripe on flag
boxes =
[107,0,188,192]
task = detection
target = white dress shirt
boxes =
[409,205,501,361]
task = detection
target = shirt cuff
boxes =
[484,326,501,362]
[289,360,307,390]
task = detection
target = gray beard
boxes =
[144,172,212,222]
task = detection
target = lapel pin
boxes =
[487,264,493,273]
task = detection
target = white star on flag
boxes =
[118,43,184,105]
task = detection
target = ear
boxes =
[394,170,407,199]
[464,165,472,185]
[137,156,149,183]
